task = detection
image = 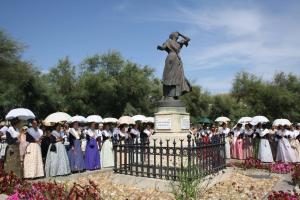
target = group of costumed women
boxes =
[216,122,300,162]
[0,116,154,179]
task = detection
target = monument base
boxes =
[153,99,190,143]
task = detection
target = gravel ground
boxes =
[34,167,284,200]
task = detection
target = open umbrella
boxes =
[251,116,269,125]
[5,108,35,120]
[273,119,292,126]
[142,117,155,123]
[118,116,135,125]
[238,117,252,124]
[44,112,71,124]
[198,117,211,124]
[132,115,146,122]
[68,115,87,123]
[103,117,119,123]
[215,116,230,123]
[87,115,103,123]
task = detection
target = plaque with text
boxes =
[181,116,190,130]
[155,117,171,130]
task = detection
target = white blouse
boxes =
[7,126,20,138]
[27,127,43,140]
[69,128,81,140]
[87,129,97,138]
[244,129,253,136]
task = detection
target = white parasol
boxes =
[5,108,35,120]
[250,116,269,125]
[68,115,87,123]
[87,115,103,123]
[103,117,119,124]
[215,116,230,123]
[273,119,292,126]
[238,117,252,124]
[142,117,155,123]
[132,115,146,122]
[118,116,135,125]
[44,112,71,124]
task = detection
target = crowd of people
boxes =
[190,121,300,163]
[0,116,155,179]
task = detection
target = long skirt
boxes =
[258,139,274,163]
[253,137,260,159]
[101,140,114,168]
[68,139,85,172]
[269,137,277,161]
[4,144,22,177]
[225,137,231,159]
[45,142,71,177]
[85,138,100,170]
[23,143,44,178]
[290,139,300,162]
[235,138,244,160]
[243,137,253,159]
[276,138,296,163]
[230,137,237,159]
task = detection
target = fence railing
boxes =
[113,134,226,181]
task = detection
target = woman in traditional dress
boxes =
[219,122,231,159]
[62,123,70,151]
[130,124,140,139]
[234,124,244,160]
[68,122,85,172]
[19,126,28,164]
[23,120,44,179]
[4,118,23,177]
[41,129,51,164]
[269,125,278,160]
[243,123,254,159]
[141,123,155,142]
[289,125,300,162]
[258,124,274,163]
[252,123,262,159]
[0,126,8,169]
[230,125,239,159]
[45,123,71,177]
[101,123,114,168]
[276,125,296,163]
[85,122,101,170]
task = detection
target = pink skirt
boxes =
[230,139,237,159]
[235,139,244,160]
[243,137,253,159]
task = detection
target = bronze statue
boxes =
[157,32,192,100]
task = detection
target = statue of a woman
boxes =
[157,32,192,100]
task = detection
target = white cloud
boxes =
[113,1,129,12]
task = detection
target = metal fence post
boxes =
[187,134,192,179]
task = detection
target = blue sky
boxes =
[1,0,300,93]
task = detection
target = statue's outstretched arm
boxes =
[178,32,190,42]
[157,42,167,51]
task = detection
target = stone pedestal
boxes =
[153,99,190,143]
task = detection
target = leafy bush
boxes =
[0,169,103,200]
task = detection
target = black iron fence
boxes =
[113,134,226,181]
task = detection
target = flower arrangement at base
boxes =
[0,169,103,200]
[268,191,300,200]
[269,162,294,174]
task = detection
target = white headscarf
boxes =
[51,130,61,138]
[27,127,43,140]
[7,126,20,138]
